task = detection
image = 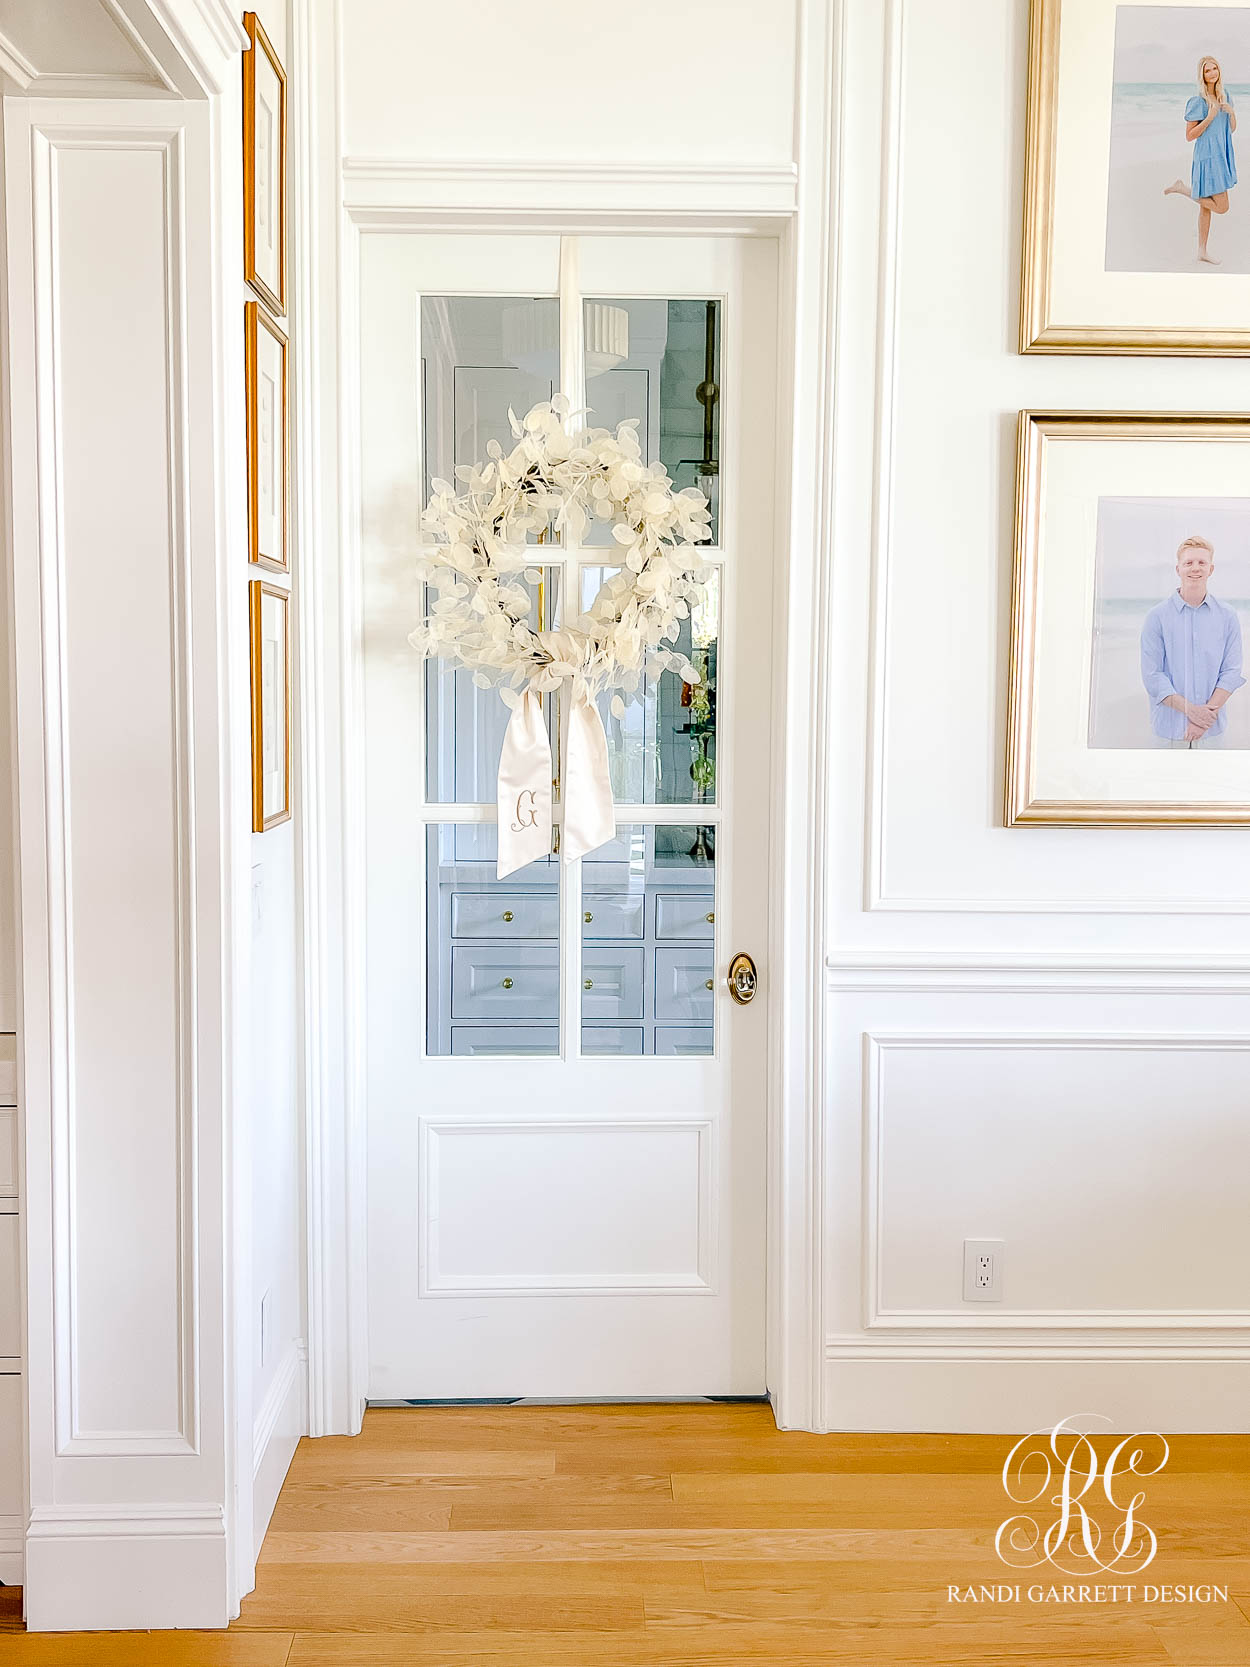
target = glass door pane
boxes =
[580,824,715,1057]
[582,297,721,544]
[578,566,719,806]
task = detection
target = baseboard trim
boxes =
[252,1340,306,1554]
[822,1351,1250,1433]
[23,1505,228,1630]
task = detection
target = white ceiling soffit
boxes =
[0,0,190,95]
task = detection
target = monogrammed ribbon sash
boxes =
[496,684,616,880]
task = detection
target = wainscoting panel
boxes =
[31,128,195,1454]
[419,1117,714,1296]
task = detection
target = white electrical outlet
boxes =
[963,1239,1004,1302]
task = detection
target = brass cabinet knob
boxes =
[706,912,715,924]
[501,977,514,990]
[705,979,714,991]
[502,910,514,922]
[583,978,593,990]
[584,910,593,923]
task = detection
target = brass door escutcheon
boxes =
[727,952,757,1006]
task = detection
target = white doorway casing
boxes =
[299,22,840,1430]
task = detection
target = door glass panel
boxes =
[582,298,720,545]
[579,565,718,806]
[425,566,562,805]
[580,824,715,1057]
[426,823,559,1057]
[420,296,559,504]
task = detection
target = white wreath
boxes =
[407,396,714,714]
[408,398,717,878]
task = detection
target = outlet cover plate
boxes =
[963,1238,1004,1303]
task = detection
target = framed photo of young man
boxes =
[1006,412,1250,825]
[1022,0,1250,353]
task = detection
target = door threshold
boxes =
[367,1394,771,1408]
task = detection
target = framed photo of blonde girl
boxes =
[1022,0,1250,353]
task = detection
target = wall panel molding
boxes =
[28,122,197,1459]
[418,1116,716,1297]
[854,0,1250,918]
[862,1031,1250,1333]
[828,952,1250,991]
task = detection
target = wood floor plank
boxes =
[258,1525,987,1564]
[284,1617,1174,1665]
[235,1578,643,1634]
[0,1634,294,1665]
[271,1473,673,1533]
[1153,1627,1250,1665]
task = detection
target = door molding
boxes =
[299,0,841,1433]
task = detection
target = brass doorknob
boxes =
[727,952,757,1006]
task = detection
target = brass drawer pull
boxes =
[705,912,715,924]
[501,977,514,990]
[705,979,714,991]
[502,910,514,923]
[584,910,593,923]
[584,978,593,990]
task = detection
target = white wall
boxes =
[340,0,797,165]
[821,0,1250,1429]
[244,0,304,1560]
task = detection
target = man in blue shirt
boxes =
[1140,535,1245,747]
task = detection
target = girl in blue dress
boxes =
[1165,56,1238,264]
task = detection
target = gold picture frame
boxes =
[243,10,286,318]
[1006,410,1250,826]
[1021,0,1250,356]
[249,580,291,832]
[245,299,289,572]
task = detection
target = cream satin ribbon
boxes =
[496,682,615,880]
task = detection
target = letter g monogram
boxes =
[511,789,539,833]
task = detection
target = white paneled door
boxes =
[362,234,776,1395]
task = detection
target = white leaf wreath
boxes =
[407,396,715,706]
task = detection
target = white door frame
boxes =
[297,0,842,1435]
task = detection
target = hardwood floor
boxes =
[3,1403,1249,1664]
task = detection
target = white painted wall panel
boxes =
[814,0,1250,1427]
[0,1109,14,1196]
[341,0,797,166]
[872,1035,1250,1318]
[0,1373,20,1517]
[50,142,188,1441]
[830,0,1250,941]
[423,1120,710,1293]
[0,1211,17,1357]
